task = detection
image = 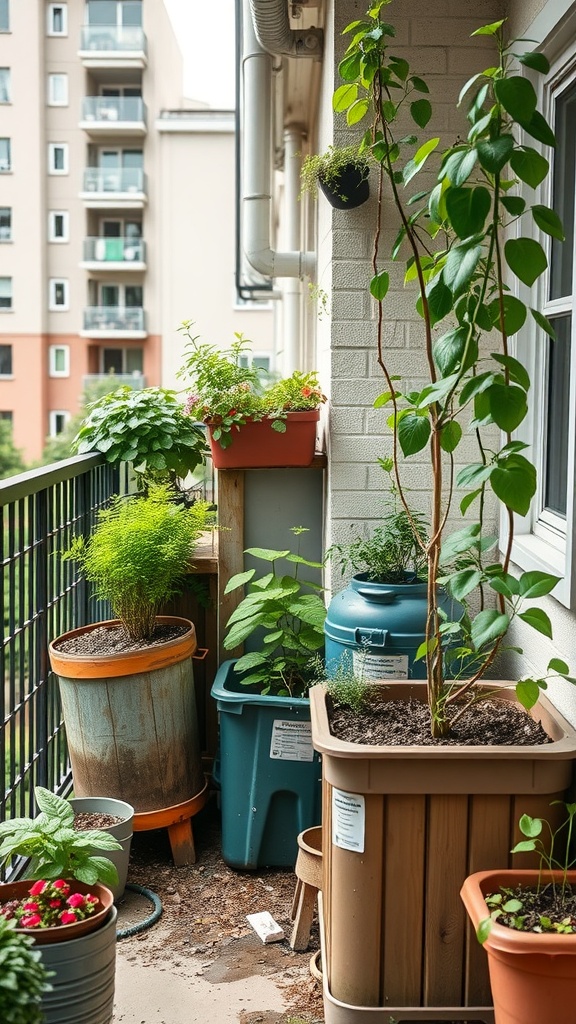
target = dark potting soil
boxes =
[328,693,551,746]
[54,622,188,657]
[487,882,576,932]
[73,812,124,830]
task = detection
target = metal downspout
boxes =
[241,0,316,281]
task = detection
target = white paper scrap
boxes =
[246,911,285,944]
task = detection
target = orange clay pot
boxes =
[461,869,576,1024]
[0,879,113,944]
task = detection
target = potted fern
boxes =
[307,4,576,1020]
[49,488,216,866]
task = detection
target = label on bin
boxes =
[332,789,365,853]
[353,650,409,680]
[269,720,315,762]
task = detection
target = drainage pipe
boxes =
[248,0,323,59]
[282,125,306,373]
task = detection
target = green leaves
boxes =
[509,146,549,187]
[504,237,548,286]
[397,413,431,456]
[531,204,565,241]
[370,270,390,300]
[443,242,483,295]
[518,606,553,638]
[476,135,514,174]
[494,76,537,123]
[471,609,509,649]
[411,98,432,127]
[491,454,536,516]
[445,186,491,238]
[440,147,478,187]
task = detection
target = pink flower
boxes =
[28,880,47,896]
[20,913,43,928]
[52,879,69,893]
[49,899,63,908]
[67,892,86,909]
[60,910,78,925]
[86,894,99,905]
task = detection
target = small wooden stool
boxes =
[290,825,322,951]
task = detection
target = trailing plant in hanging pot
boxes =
[300,143,370,209]
[331,0,574,737]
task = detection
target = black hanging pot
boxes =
[319,163,370,209]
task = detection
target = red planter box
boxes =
[208,410,320,469]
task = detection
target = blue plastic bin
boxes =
[211,660,321,869]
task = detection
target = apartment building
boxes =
[0,0,273,462]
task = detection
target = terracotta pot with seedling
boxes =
[308,3,576,1019]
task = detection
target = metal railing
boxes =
[82,167,146,195]
[82,236,146,264]
[80,25,147,54]
[82,306,146,333]
[82,372,146,390]
[1,456,130,836]
[81,96,147,125]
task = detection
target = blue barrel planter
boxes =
[325,574,459,680]
[211,660,321,870]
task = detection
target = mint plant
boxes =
[0,788,121,889]
[333,1,574,735]
[223,527,326,697]
[73,385,208,493]
[0,915,52,1024]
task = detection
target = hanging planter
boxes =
[319,164,370,209]
[300,145,370,210]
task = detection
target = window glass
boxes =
[0,68,10,102]
[543,315,571,516]
[49,211,68,241]
[50,280,68,308]
[48,74,68,106]
[0,0,8,32]
[125,285,142,307]
[48,143,67,173]
[49,411,69,436]
[49,345,69,376]
[125,348,143,373]
[0,277,12,308]
[550,82,576,302]
[48,4,67,34]
[0,410,12,422]
[0,138,11,171]
[0,207,11,240]
[0,345,12,374]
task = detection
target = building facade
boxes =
[0,0,272,462]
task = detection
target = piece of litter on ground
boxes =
[246,911,285,944]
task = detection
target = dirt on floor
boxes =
[115,797,323,1024]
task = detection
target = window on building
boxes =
[0,68,10,103]
[49,410,70,436]
[49,279,69,310]
[49,345,70,377]
[238,353,272,372]
[87,2,142,28]
[511,62,576,607]
[47,73,68,106]
[0,137,11,171]
[48,210,68,242]
[0,207,11,241]
[47,4,67,35]
[101,347,143,374]
[0,345,12,375]
[0,410,13,422]
[0,277,12,309]
[48,143,68,174]
[0,0,8,32]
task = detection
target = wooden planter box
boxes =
[310,682,576,1023]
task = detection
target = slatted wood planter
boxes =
[310,682,576,1023]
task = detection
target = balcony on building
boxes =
[82,371,146,390]
[78,25,148,69]
[80,167,147,209]
[81,306,147,339]
[80,237,146,271]
[80,96,147,136]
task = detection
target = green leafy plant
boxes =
[329,464,428,583]
[223,527,327,697]
[478,803,576,941]
[178,323,325,449]
[72,385,208,493]
[0,788,121,889]
[63,486,216,642]
[332,1,574,736]
[0,915,52,1024]
[323,651,370,714]
[300,143,369,201]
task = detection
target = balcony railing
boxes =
[1,456,129,843]
[81,96,147,126]
[82,167,146,195]
[82,236,146,265]
[82,372,146,390]
[82,306,146,333]
[79,25,147,54]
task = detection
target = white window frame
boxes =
[48,143,68,175]
[48,210,68,242]
[0,67,10,103]
[0,276,12,310]
[47,3,67,36]
[0,343,12,375]
[49,410,70,437]
[0,0,9,33]
[504,40,576,609]
[0,206,11,241]
[47,73,68,107]
[49,344,70,377]
[48,278,69,311]
[0,137,11,172]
